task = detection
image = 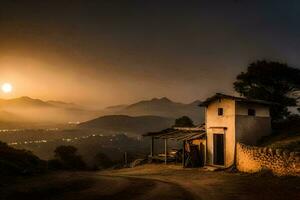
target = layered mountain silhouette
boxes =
[78,115,174,135]
[79,97,204,135]
[104,97,204,124]
[0,97,100,125]
[0,96,204,129]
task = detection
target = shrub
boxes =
[0,141,46,176]
[93,152,114,169]
[49,145,86,170]
[174,116,194,127]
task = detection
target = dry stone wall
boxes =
[236,143,300,176]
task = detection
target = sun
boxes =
[1,83,13,93]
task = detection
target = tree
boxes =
[93,152,114,169]
[234,60,300,121]
[54,145,77,161]
[51,145,86,170]
[174,116,194,127]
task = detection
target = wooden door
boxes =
[199,143,205,167]
[213,134,224,165]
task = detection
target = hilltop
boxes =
[104,97,204,124]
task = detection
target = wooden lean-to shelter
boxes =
[143,125,206,167]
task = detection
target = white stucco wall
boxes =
[235,102,271,145]
[206,98,235,167]
[236,102,270,117]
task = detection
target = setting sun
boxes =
[1,83,13,93]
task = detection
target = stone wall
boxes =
[236,143,300,176]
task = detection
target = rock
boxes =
[130,158,148,168]
[276,149,283,156]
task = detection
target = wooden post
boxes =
[150,136,154,157]
[124,151,128,166]
[164,138,168,164]
[182,140,186,168]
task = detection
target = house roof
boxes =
[143,125,206,140]
[199,93,277,107]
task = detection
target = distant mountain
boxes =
[0,96,52,108]
[0,96,204,128]
[104,104,128,112]
[0,97,101,124]
[106,97,204,124]
[46,100,78,108]
[78,115,174,135]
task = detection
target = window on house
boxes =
[218,108,223,116]
[248,108,256,116]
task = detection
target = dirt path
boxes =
[102,176,194,200]
[0,173,195,200]
[57,175,195,200]
[100,164,300,200]
[1,164,299,200]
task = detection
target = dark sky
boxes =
[0,0,300,107]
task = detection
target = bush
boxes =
[174,116,194,127]
[48,145,86,170]
[93,152,114,169]
[272,114,300,134]
[0,141,46,176]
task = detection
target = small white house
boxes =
[199,93,272,168]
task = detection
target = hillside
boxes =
[104,97,204,124]
[262,133,300,152]
[259,118,300,151]
[78,115,174,135]
[0,141,46,176]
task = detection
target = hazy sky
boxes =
[1,0,300,108]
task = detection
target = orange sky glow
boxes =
[1,1,300,108]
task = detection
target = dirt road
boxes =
[1,164,300,200]
[101,164,300,200]
[0,173,194,200]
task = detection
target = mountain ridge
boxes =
[0,96,101,124]
[109,97,204,123]
[0,96,204,127]
[78,115,174,135]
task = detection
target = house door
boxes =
[213,134,224,165]
[199,143,205,167]
[189,144,201,167]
